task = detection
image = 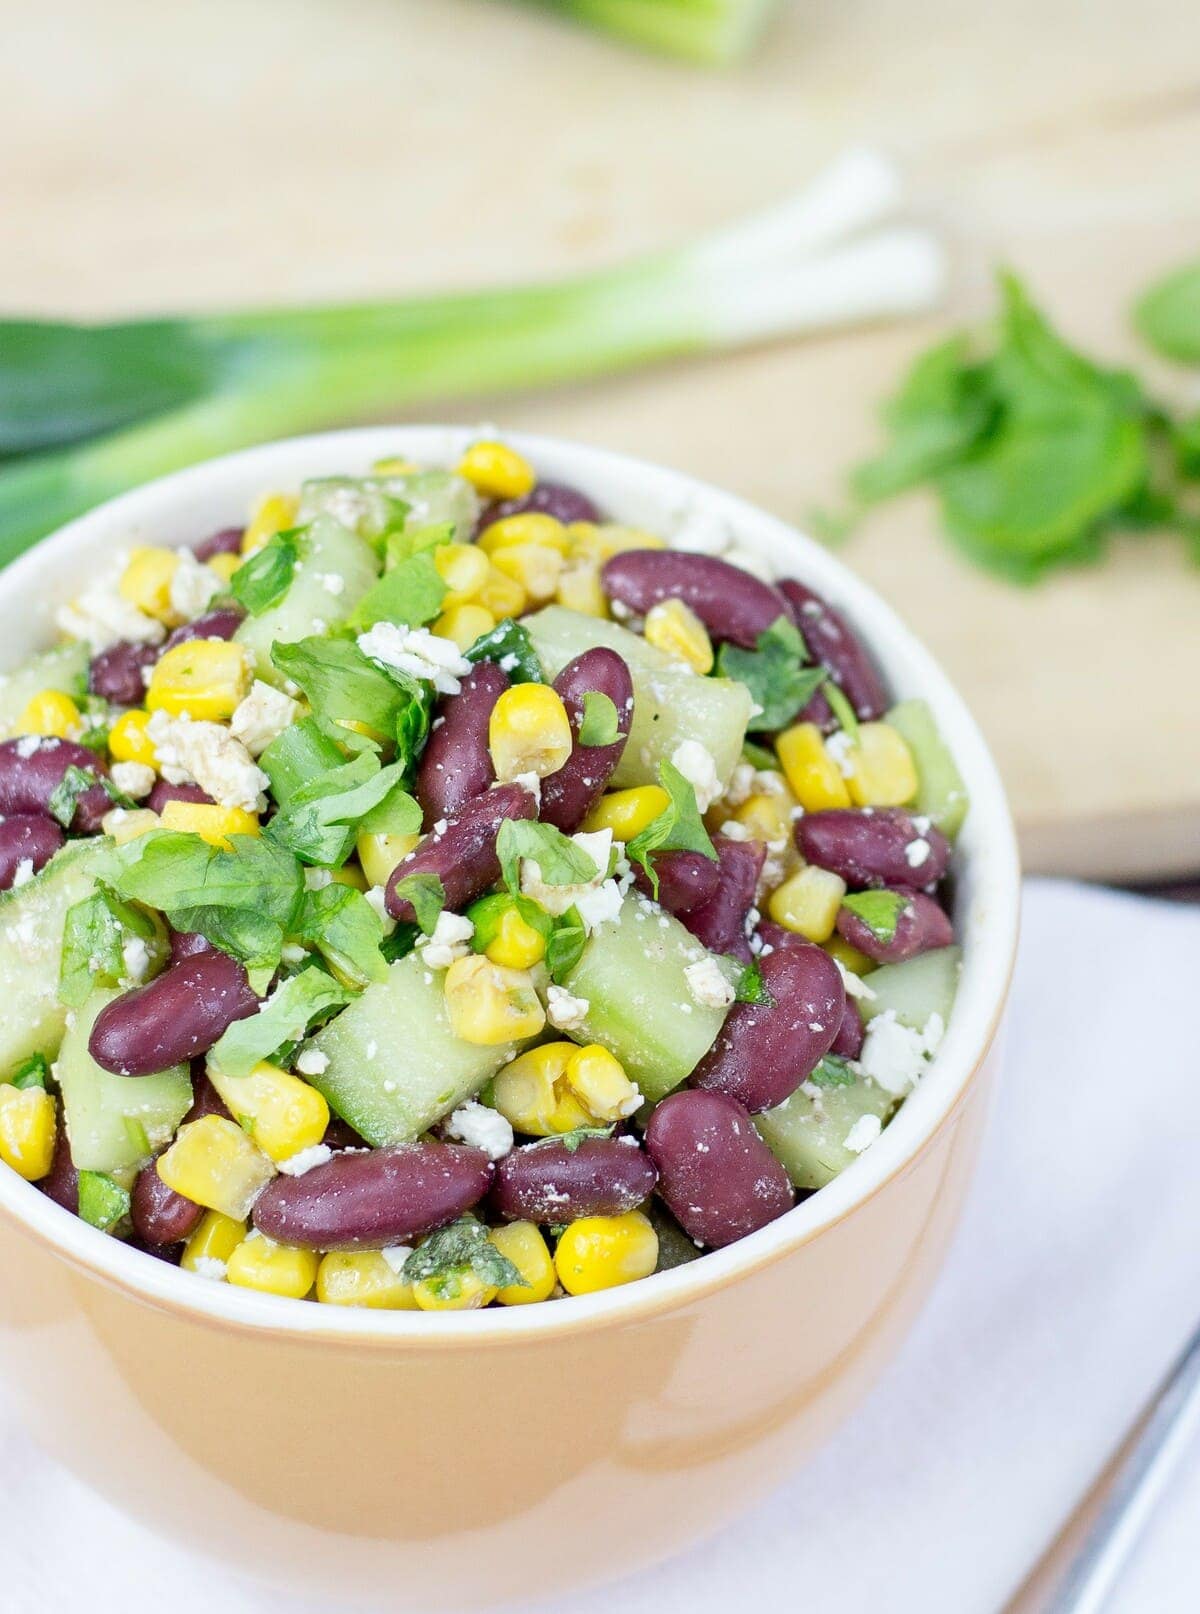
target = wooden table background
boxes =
[3,0,1199,879]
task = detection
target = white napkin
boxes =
[3,879,1199,1614]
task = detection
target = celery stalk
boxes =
[525,0,782,64]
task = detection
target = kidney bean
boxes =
[169,928,214,963]
[147,779,214,813]
[679,838,764,961]
[779,580,888,721]
[491,1137,657,1224]
[836,890,954,965]
[132,1163,202,1246]
[831,998,865,1060]
[128,1237,184,1266]
[252,1141,492,1249]
[164,607,244,650]
[323,1116,369,1152]
[89,949,259,1076]
[539,648,634,832]
[38,1128,78,1214]
[601,551,789,649]
[632,849,721,915]
[0,737,111,832]
[797,808,950,891]
[192,526,244,562]
[691,942,845,1112]
[386,781,536,922]
[185,1065,230,1122]
[645,1089,793,1249]
[416,662,509,825]
[0,814,63,889]
[88,639,159,706]
[479,481,602,531]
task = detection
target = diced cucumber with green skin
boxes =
[860,946,962,1031]
[560,894,729,1102]
[235,517,380,690]
[754,1075,895,1190]
[524,607,753,791]
[0,641,90,739]
[0,840,118,1077]
[55,991,192,1173]
[886,699,969,839]
[301,952,524,1146]
[299,471,480,546]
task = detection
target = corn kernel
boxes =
[316,1250,419,1309]
[844,722,919,808]
[582,785,669,841]
[490,1043,586,1135]
[443,956,545,1047]
[768,865,847,943]
[108,709,157,767]
[157,1115,276,1220]
[555,1211,658,1295]
[101,807,160,844]
[823,935,876,976]
[458,441,536,501]
[568,522,665,563]
[490,1222,555,1305]
[242,492,299,555]
[412,1268,497,1311]
[484,906,546,970]
[433,542,491,605]
[226,1231,318,1299]
[181,1210,246,1275]
[477,513,570,556]
[356,830,420,888]
[731,790,795,847]
[563,1045,641,1123]
[146,639,251,722]
[119,546,179,622]
[0,1085,56,1181]
[331,862,367,892]
[488,683,572,783]
[207,1061,329,1164]
[433,603,496,652]
[477,565,527,620]
[555,557,609,618]
[643,598,714,675]
[160,800,259,848]
[371,455,419,474]
[776,723,852,812]
[17,689,82,740]
[491,542,564,605]
[206,551,242,586]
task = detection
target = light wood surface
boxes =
[3,0,1199,877]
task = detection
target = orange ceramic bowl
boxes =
[0,429,1020,1608]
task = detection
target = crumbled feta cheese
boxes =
[10,858,34,890]
[315,572,345,597]
[110,760,156,799]
[825,731,857,779]
[120,935,152,984]
[573,878,624,931]
[418,909,475,969]
[145,711,268,812]
[444,1101,514,1161]
[356,623,471,695]
[364,885,395,932]
[230,680,300,757]
[833,959,876,1001]
[380,1245,414,1275]
[16,734,46,759]
[280,942,308,966]
[671,740,721,812]
[513,771,542,805]
[546,984,590,1031]
[56,561,166,652]
[843,1114,882,1154]
[856,1009,943,1097]
[295,1048,329,1076]
[304,867,333,891]
[684,955,736,1009]
[718,821,752,842]
[191,1256,228,1282]
[521,829,620,931]
[169,550,222,620]
[277,1144,333,1176]
[905,838,932,869]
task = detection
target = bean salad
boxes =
[0,443,967,1309]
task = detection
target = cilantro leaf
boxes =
[401,1217,525,1292]
[77,1171,131,1233]
[47,765,130,828]
[716,616,827,733]
[840,889,910,945]
[823,680,859,743]
[577,690,619,747]
[729,956,772,1005]
[295,883,390,986]
[389,873,445,937]
[229,528,298,615]
[383,520,454,566]
[625,760,718,898]
[530,1124,615,1153]
[464,618,543,684]
[59,884,160,1008]
[259,718,345,808]
[11,1053,49,1091]
[1135,260,1200,365]
[271,637,426,757]
[347,550,446,632]
[740,739,779,772]
[496,819,599,897]
[467,892,552,953]
[209,966,350,1078]
[546,906,587,982]
[810,1055,856,1088]
[266,752,420,867]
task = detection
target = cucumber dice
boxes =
[560,894,729,1102]
[860,946,962,1032]
[523,607,752,792]
[0,641,89,739]
[754,1074,895,1190]
[55,991,193,1173]
[299,470,479,546]
[886,699,969,838]
[235,516,380,689]
[301,952,525,1146]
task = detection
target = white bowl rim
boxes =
[0,425,1020,1346]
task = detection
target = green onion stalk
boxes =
[522,0,783,64]
[0,149,943,569]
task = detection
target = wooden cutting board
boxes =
[3,0,1199,878]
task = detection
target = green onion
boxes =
[0,150,942,570]
[522,0,782,65]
